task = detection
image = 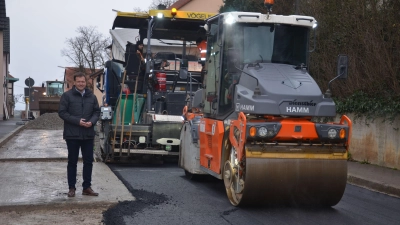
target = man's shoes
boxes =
[68,188,76,197]
[82,187,99,196]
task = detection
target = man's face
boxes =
[138,44,143,50]
[74,76,86,92]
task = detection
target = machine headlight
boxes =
[225,13,236,24]
[258,127,268,137]
[327,129,337,139]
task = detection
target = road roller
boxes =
[179,1,352,206]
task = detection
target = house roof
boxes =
[0,0,7,30]
[167,0,222,14]
[6,74,18,82]
[4,17,9,53]
[89,69,104,79]
[168,0,192,9]
[6,77,18,82]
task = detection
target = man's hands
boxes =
[80,119,92,128]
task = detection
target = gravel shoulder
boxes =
[0,207,106,225]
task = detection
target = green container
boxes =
[113,94,145,125]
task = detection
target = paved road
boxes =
[103,163,400,225]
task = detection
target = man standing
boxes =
[58,72,100,197]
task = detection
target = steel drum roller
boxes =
[224,150,348,206]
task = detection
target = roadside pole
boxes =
[25,96,28,119]
[24,77,35,120]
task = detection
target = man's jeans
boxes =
[66,139,94,190]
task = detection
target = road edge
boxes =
[0,123,27,148]
[0,201,116,213]
[347,174,400,198]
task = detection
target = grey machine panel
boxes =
[234,63,336,117]
[150,114,183,145]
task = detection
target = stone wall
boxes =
[346,114,400,169]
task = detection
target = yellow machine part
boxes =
[223,149,348,206]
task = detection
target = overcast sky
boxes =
[6,0,151,110]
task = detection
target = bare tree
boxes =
[148,0,177,10]
[14,94,25,104]
[61,26,111,73]
[131,0,178,13]
[133,7,147,13]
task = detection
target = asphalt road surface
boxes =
[103,162,400,225]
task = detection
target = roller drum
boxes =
[227,157,347,206]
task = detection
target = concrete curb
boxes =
[0,201,116,213]
[347,174,400,198]
[0,123,27,148]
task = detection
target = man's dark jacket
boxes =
[58,86,100,140]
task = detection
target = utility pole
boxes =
[28,81,30,119]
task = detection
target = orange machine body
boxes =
[198,118,225,174]
[197,114,352,176]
